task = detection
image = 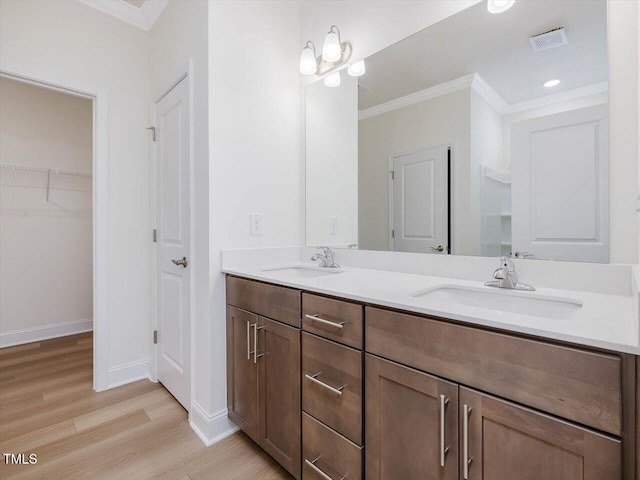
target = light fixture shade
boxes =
[324,71,341,88]
[543,78,561,87]
[299,44,317,75]
[347,60,366,77]
[322,27,342,62]
[487,0,515,14]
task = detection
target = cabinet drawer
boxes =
[302,333,363,445]
[302,293,363,348]
[366,306,622,436]
[302,412,362,480]
[226,276,301,328]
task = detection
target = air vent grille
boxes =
[529,27,568,52]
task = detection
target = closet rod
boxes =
[0,163,92,177]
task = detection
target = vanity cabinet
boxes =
[226,278,302,479]
[226,276,634,480]
[365,354,458,480]
[459,387,621,480]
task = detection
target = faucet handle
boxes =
[497,256,515,271]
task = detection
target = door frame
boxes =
[0,61,110,391]
[149,59,195,413]
[387,144,452,252]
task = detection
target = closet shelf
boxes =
[0,163,92,194]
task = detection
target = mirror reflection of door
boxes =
[390,146,449,254]
[511,105,609,262]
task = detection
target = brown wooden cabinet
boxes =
[459,387,621,480]
[258,316,301,479]
[226,304,301,479]
[365,354,458,480]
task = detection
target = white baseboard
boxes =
[0,318,93,348]
[189,402,239,447]
[106,358,152,389]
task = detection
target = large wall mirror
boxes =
[305,0,610,263]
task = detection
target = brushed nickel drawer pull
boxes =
[305,313,345,329]
[305,373,345,396]
[463,404,473,479]
[440,394,450,467]
[246,321,252,361]
[253,324,264,364]
[305,457,345,480]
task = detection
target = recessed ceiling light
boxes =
[487,0,515,14]
[543,79,561,88]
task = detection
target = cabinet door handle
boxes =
[305,314,345,329]
[440,394,450,467]
[253,324,264,364]
[246,321,252,361]
[304,457,344,480]
[304,373,345,396]
[463,404,473,479]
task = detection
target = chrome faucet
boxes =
[311,246,340,268]
[485,256,535,291]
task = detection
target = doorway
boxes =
[0,64,109,391]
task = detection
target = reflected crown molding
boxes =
[359,73,608,120]
[76,0,168,31]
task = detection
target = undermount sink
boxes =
[410,285,583,320]
[261,266,345,279]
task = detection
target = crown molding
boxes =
[359,73,477,121]
[359,73,608,120]
[77,0,168,31]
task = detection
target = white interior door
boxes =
[391,146,449,253]
[154,77,190,409]
[511,104,608,263]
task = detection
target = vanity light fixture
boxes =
[487,0,515,14]
[543,78,561,87]
[299,41,320,75]
[299,25,352,78]
[347,60,366,77]
[324,71,341,88]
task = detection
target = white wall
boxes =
[0,0,151,374]
[609,0,639,264]
[0,78,93,340]
[208,0,302,428]
[149,0,215,431]
[306,74,358,247]
[358,89,471,253]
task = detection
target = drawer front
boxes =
[226,276,301,328]
[302,293,363,348]
[302,333,363,445]
[302,412,362,480]
[366,306,622,436]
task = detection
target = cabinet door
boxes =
[226,306,258,442]
[258,316,301,479]
[459,387,621,480]
[365,354,458,480]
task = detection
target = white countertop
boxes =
[223,261,640,355]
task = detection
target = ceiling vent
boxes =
[529,27,568,52]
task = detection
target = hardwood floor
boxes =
[0,333,292,480]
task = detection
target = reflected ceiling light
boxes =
[543,78,561,88]
[299,24,352,81]
[487,0,515,14]
[299,41,319,75]
[324,71,341,88]
[347,60,366,77]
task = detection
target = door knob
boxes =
[431,245,445,253]
[171,257,188,268]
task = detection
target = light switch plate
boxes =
[330,217,338,236]
[250,213,263,236]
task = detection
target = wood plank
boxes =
[0,334,291,480]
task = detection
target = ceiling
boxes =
[359,0,607,109]
[78,0,167,30]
